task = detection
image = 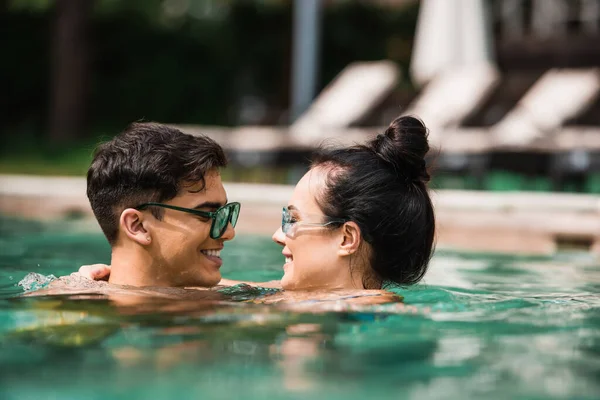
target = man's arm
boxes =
[77,265,282,289]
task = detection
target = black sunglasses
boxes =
[135,202,241,239]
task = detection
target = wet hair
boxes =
[87,122,227,245]
[311,116,435,288]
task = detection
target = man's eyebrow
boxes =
[287,205,298,211]
[193,201,225,210]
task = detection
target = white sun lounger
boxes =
[403,63,500,145]
[492,68,600,147]
[290,60,400,144]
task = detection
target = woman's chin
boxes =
[280,272,295,290]
[281,275,313,291]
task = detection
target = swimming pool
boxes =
[1,216,599,399]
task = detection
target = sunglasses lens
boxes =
[281,208,289,234]
[211,203,241,239]
[230,203,240,227]
[212,207,229,238]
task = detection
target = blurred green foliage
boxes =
[1,0,419,145]
[2,1,597,194]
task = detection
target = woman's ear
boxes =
[338,221,362,257]
[119,208,151,245]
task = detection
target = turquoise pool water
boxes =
[0,216,599,400]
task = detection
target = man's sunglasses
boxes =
[135,202,241,239]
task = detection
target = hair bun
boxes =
[370,116,430,183]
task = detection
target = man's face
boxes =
[145,169,235,287]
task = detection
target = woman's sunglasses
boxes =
[281,207,345,235]
[136,202,241,239]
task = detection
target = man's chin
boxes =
[204,275,222,288]
[189,271,222,288]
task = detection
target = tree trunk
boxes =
[49,0,93,143]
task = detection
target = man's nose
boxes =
[221,221,236,241]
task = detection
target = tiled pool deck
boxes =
[1,174,599,256]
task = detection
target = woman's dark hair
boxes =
[311,116,435,288]
[87,122,227,245]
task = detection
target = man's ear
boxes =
[119,208,151,245]
[338,221,362,257]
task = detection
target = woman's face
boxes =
[272,167,354,290]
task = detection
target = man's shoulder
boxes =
[23,274,109,297]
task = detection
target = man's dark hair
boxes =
[87,122,227,245]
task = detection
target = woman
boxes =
[80,116,435,293]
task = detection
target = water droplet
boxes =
[18,272,57,292]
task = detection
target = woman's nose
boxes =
[272,226,285,246]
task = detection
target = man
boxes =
[84,122,239,288]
